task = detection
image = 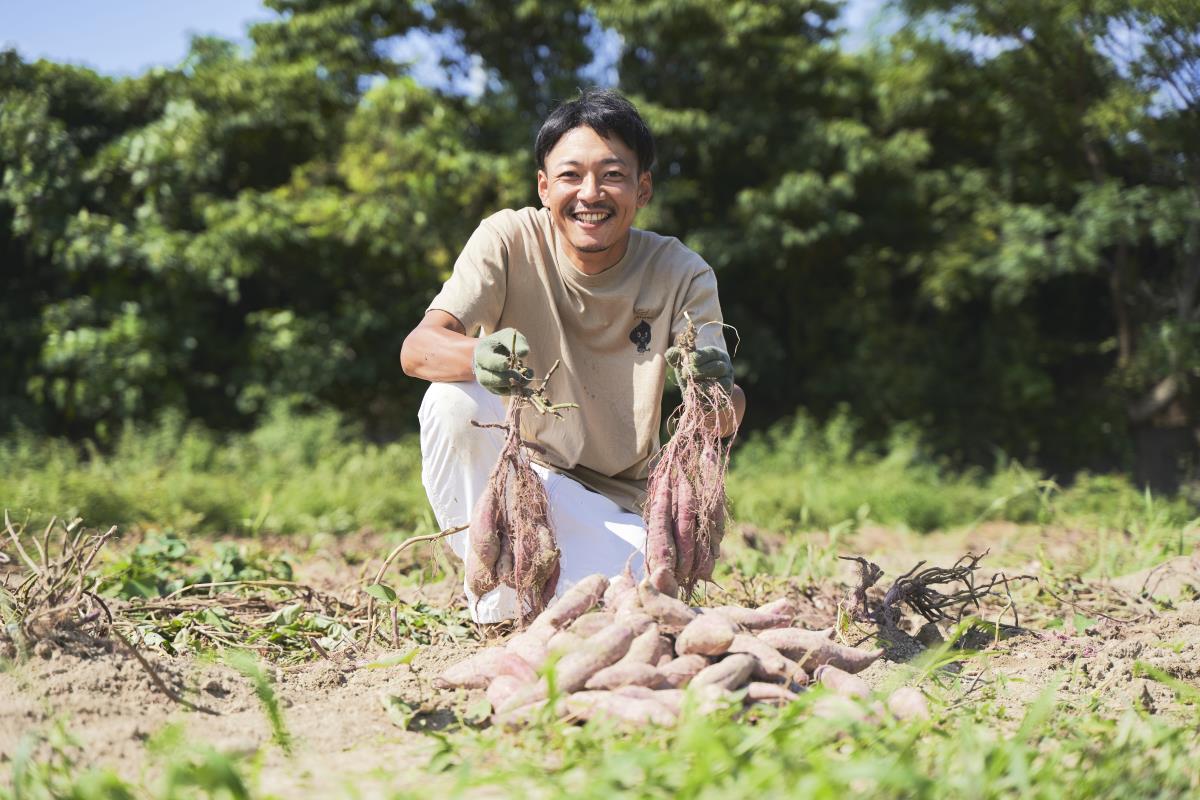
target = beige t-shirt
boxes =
[428,207,727,513]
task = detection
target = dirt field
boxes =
[3,524,1199,797]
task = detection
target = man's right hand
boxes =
[473,328,533,395]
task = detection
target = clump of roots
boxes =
[841,551,1031,656]
[466,353,575,622]
[2,512,116,655]
[643,317,737,599]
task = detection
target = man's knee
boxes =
[419,381,502,449]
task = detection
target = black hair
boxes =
[535,88,656,174]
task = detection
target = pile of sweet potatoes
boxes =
[434,568,928,728]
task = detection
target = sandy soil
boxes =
[2,527,1198,797]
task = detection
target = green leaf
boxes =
[365,583,397,603]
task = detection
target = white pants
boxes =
[419,381,647,622]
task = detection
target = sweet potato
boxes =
[756,597,798,620]
[691,653,757,691]
[617,623,664,666]
[673,473,697,585]
[530,573,608,633]
[603,572,636,608]
[554,621,638,693]
[434,647,508,689]
[649,564,680,596]
[546,630,585,656]
[675,614,737,657]
[756,628,883,673]
[637,578,697,629]
[887,686,930,720]
[486,674,525,710]
[728,633,790,678]
[708,605,791,631]
[584,662,666,690]
[466,485,504,596]
[746,681,799,706]
[614,685,686,716]
[644,478,677,589]
[659,654,710,688]
[612,590,645,619]
[506,630,550,670]
[567,610,615,637]
[566,690,678,727]
[495,652,538,684]
[814,664,870,699]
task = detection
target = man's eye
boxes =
[606,172,625,179]
[559,172,579,179]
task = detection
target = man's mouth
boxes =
[571,209,612,224]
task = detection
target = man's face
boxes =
[537,125,652,274]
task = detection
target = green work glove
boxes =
[474,328,533,395]
[666,345,734,392]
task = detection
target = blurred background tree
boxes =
[2,0,1197,490]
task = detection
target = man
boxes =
[400,89,745,622]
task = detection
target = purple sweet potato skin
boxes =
[691,653,757,691]
[584,662,666,690]
[566,691,678,727]
[466,485,504,596]
[814,664,871,698]
[672,474,697,585]
[637,577,696,629]
[675,614,737,657]
[645,480,677,587]
[756,628,883,673]
[554,621,638,693]
[530,574,608,633]
[659,654,710,688]
[435,647,508,689]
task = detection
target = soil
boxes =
[3,526,1199,797]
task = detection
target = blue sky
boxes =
[1,0,890,77]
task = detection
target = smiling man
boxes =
[400,89,745,622]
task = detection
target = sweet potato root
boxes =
[566,690,678,727]
[728,633,790,678]
[434,647,509,689]
[708,605,791,631]
[530,573,608,633]
[675,613,737,657]
[554,621,638,693]
[567,610,615,637]
[637,578,697,629]
[746,681,799,706]
[659,654,710,688]
[691,653,757,691]
[756,628,883,673]
[887,686,930,720]
[584,662,666,690]
[814,664,871,698]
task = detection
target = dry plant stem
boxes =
[359,523,467,646]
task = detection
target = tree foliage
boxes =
[2,0,1198,486]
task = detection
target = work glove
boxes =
[474,327,533,395]
[666,345,734,393]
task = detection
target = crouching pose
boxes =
[400,89,745,622]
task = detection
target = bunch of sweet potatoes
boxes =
[434,569,928,727]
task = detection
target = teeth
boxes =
[575,212,608,223]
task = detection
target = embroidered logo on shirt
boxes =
[629,320,652,353]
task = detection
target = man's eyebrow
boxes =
[554,156,631,169]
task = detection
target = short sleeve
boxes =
[671,265,728,354]
[426,219,508,335]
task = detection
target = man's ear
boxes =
[537,170,550,206]
[637,170,653,207]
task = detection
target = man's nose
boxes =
[578,172,604,202]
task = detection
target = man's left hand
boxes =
[666,346,734,392]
